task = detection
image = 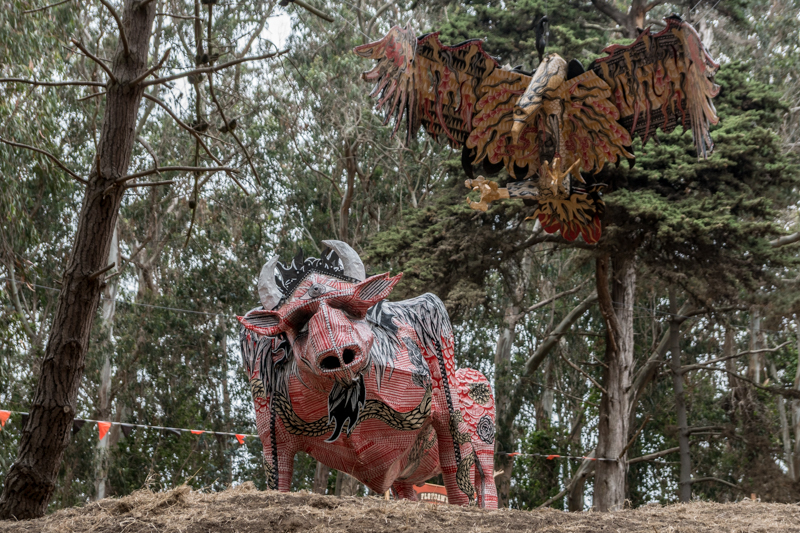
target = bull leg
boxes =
[391,481,420,501]
[424,337,479,506]
[455,367,498,509]
[260,398,297,492]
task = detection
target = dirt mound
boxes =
[1,483,798,532]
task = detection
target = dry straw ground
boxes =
[1,483,798,532]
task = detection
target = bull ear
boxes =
[238,309,283,337]
[353,272,403,306]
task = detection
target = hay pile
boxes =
[0,483,798,532]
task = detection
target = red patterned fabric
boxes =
[239,270,497,508]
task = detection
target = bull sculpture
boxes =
[238,240,497,507]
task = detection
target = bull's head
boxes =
[239,240,402,441]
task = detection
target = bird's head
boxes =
[511,54,567,144]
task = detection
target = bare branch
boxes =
[23,0,72,14]
[560,350,608,395]
[97,0,130,56]
[206,72,261,186]
[77,91,106,102]
[521,280,590,315]
[143,49,289,87]
[0,78,105,87]
[284,0,334,22]
[0,136,87,184]
[71,39,117,83]
[365,0,394,38]
[125,180,175,189]
[691,477,744,491]
[628,447,680,465]
[771,232,800,247]
[580,20,623,33]
[130,48,172,86]
[155,12,201,20]
[118,166,238,183]
[619,414,650,459]
[587,0,627,28]
[683,342,791,372]
[88,262,116,280]
[538,452,596,508]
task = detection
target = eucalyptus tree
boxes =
[0,0,335,517]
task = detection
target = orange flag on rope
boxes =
[235,434,245,445]
[191,430,204,435]
[97,421,112,441]
[0,410,10,430]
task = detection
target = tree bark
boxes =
[334,471,360,497]
[0,0,158,519]
[669,290,692,502]
[493,299,522,508]
[594,254,636,511]
[313,461,330,494]
[793,320,800,481]
[94,222,119,500]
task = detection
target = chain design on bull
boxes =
[272,386,433,437]
[467,382,492,405]
[456,451,477,502]
[263,456,277,490]
[398,423,437,480]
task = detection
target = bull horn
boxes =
[322,240,366,281]
[258,257,284,310]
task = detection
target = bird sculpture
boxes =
[354,15,720,244]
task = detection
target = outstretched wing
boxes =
[590,15,720,158]
[355,25,531,157]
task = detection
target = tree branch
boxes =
[23,0,72,14]
[143,49,289,87]
[538,451,596,508]
[125,180,175,189]
[683,342,791,372]
[521,280,590,316]
[70,39,117,83]
[0,136,87,184]
[97,0,129,56]
[283,0,334,22]
[206,72,261,186]
[588,0,627,28]
[691,477,744,491]
[0,78,105,87]
[130,48,172,86]
[628,446,680,465]
[118,166,238,183]
[560,350,608,395]
[142,93,246,193]
[365,0,394,38]
[771,232,800,247]
[77,91,106,102]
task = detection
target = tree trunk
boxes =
[771,361,795,481]
[493,300,521,508]
[334,471,360,497]
[313,461,330,494]
[668,290,692,502]
[0,1,158,519]
[748,309,763,383]
[594,255,636,511]
[94,222,119,501]
[793,320,800,481]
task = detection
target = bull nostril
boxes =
[342,349,356,365]
[320,356,341,370]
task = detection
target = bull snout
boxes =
[306,302,370,379]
